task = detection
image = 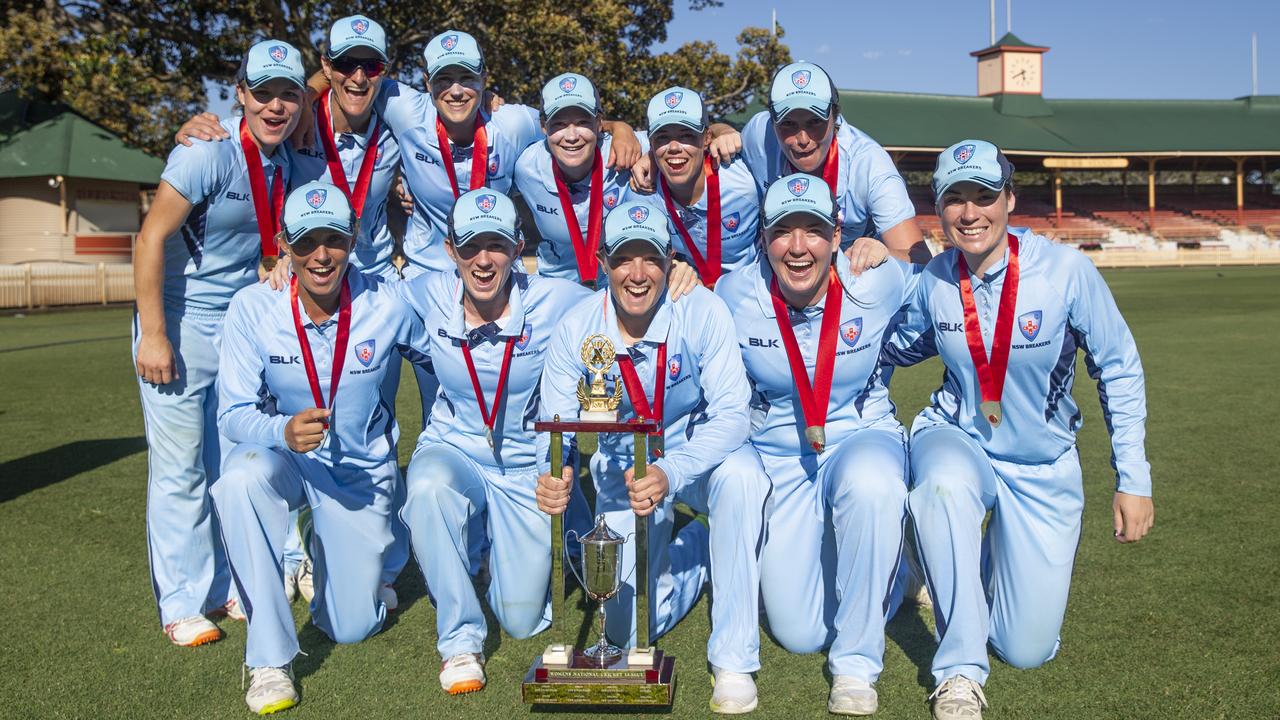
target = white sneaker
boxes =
[929,675,987,720]
[829,675,878,715]
[709,666,758,714]
[439,653,485,695]
[284,568,299,604]
[164,615,223,647]
[245,665,299,715]
[222,598,247,622]
[295,559,314,604]
[379,583,398,613]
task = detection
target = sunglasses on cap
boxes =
[331,56,385,78]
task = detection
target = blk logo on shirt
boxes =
[1019,310,1042,341]
[354,339,376,367]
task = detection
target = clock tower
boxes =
[971,32,1049,96]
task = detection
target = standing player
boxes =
[640,86,760,287]
[212,181,431,714]
[714,174,917,716]
[132,39,305,647]
[537,202,769,715]
[396,190,594,696]
[889,140,1153,720]
[514,72,641,284]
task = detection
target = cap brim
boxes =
[453,222,517,246]
[604,235,669,257]
[545,99,599,119]
[245,72,306,90]
[427,60,484,80]
[329,40,388,61]
[763,206,836,229]
[771,99,832,121]
[286,221,354,244]
[933,172,1008,199]
[648,116,705,134]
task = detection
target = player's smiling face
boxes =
[650,125,707,186]
[286,230,353,300]
[545,107,601,178]
[764,214,840,306]
[323,48,383,121]
[430,66,485,126]
[237,79,304,152]
[938,181,1016,271]
[447,232,524,307]
[602,240,672,323]
[774,109,835,173]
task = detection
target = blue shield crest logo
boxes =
[354,339,376,367]
[1019,310,1042,341]
[306,189,326,208]
[722,212,740,232]
[441,34,458,50]
[559,76,577,93]
[475,193,497,213]
[664,91,683,108]
[953,144,975,164]
[268,45,288,63]
[629,206,649,223]
[487,152,500,177]
[516,323,533,350]
[667,353,682,380]
[351,19,369,35]
[791,69,811,89]
[840,317,863,347]
[788,177,810,196]
[603,188,620,209]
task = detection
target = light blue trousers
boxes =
[133,306,235,626]
[757,427,909,681]
[211,444,397,668]
[907,423,1084,686]
[591,444,770,673]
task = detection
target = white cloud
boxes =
[862,50,884,60]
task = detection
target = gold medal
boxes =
[980,400,1002,427]
[261,255,278,271]
[804,425,826,453]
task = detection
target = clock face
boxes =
[1005,53,1041,93]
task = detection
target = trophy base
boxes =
[579,410,618,422]
[521,648,675,706]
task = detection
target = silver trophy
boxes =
[566,514,630,665]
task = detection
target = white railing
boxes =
[0,262,135,309]
[1084,246,1280,268]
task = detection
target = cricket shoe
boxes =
[440,653,485,695]
[222,598,247,622]
[165,615,223,647]
[829,675,878,715]
[295,559,315,604]
[929,675,987,720]
[284,567,299,604]
[709,666,757,714]
[245,665,299,715]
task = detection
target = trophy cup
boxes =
[521,335,676,707]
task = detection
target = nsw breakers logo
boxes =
[953,144,976,164]
[667,353,682,380]
[559,76,577,93]
[722,212,740,232]
[441,34,459,51]
[475,193,497,213]
[1019,310,1042,341]
[788,177,809,196]
[791,69,811,89]
[664,91,683,108]
[354,339,376,367]
[603,188,620,209]
[516,323,533,350]
[840,317,863,347]
[629,206,649,223]
[351,18,369,35]
[306,188,327,208]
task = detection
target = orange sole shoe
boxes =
[445,679,485,696]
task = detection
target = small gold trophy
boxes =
[576,334,623,421]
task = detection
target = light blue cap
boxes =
[768,61,835,120]
[328,15,388,61]
[603,202,671,256]
[541,73,600,119]
[424,30,484,79]
[283,182,355,244]
[932,139,1015,199]
[646,86,705,133]
[238,40,307,90]
[762,173,837,228]
[450,189,519,246]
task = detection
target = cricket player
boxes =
[537,201,769,714]
[132,39,305,647]
[639,86,761,287]
[212,181,432,714]
[714,174,917,716]
[513,72,643,284]
[888,140,1154,720]
[396,189,594,696]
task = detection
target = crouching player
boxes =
[212,182,431,714]
[537,202,769,714]
[714,174,918,715]
[890,140,1153,720]
[397,190,594,696]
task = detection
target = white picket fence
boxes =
[0,262,135,309]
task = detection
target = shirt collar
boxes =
[443,270,529,341]
[293,268,361,330]
[539,134,611,194]
[751,252,853,319]
[601,284,673,353]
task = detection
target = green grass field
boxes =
[2,266,1278,719]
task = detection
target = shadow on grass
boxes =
[0,436,146,503]
[886,602,939,690]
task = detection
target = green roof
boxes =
[0,91,163,183]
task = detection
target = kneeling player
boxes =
[212,183,431,714]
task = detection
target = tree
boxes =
[0,1,790,157]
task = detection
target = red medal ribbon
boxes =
[460,333,517,445]
[660,154,721,288]
[615,343,667,455]
[289,273,352,430]
[769,267,843,451]
[240,118,285,259]
[317,89,381,219]
[956,233,1020,423]
[552,149,604,283]
[436,113,489,199]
